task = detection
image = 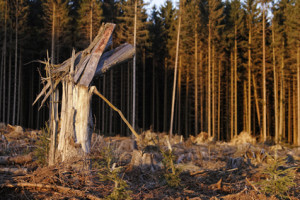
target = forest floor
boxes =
[0,123,299,200]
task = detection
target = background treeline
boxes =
[0,0,299,145]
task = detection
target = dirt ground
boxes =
[0,125,299,200]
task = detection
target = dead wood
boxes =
[0,167,27,174]
[92,86,139,139]
[0,153,33,165]
[1,182,102,200]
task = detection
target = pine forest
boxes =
[0,0,299,199]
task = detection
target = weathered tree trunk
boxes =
[217,60,221,140]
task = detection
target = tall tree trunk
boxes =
[212,45,215,138]
[200,45,203,131]
[288,83,292,144]
[234,24,238,137]
[230,52,234,139]
[142,49,145,130]
[17,50,22,125]
[252,74,261,130]
[169,9,181,136]
[152,58,155,129]
[132,0,137,131]
[109,71,113,135]
[164,58,168,131]
[279,54,285,142]
[185,71,189,138]
[2,2,7,122]
[208,19,211,137]
[178,56,182,135]
[272,25,279,143]
[7,27,12,123]
[102,74,106,134]
[194,23,198,135]
[13,0,19,125]
[90,0,93,44]
[262,3,267,141]
[217,59,221,140]
[297,45,300,145]
[248,20,252,136]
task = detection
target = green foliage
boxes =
[34,123,50,166]
[96,146,132,200]
[161,149,181,188]
[257,156,296,199]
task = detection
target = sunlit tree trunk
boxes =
[142,49,145,130]
[272,25,279,143]
[279,54,285,142]
[194,23,198,135]
[200,46,203,131]
[164,58,168,131]
[230,52,234,139]
[212,45,215,138]
[262,2,267,141]
[252,74,261,131]
[297,45,300,145]
[217,59,221,140]
[234,24,238,137]
[169,9,181,136]
[208,19,211,137]
[132,0,137,130]
[178,56,182,134]
[248,20,252,136]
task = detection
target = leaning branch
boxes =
[91,86,139,139]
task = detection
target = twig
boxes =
[1,182,102,200]
[91,86,139,140]
[245,177,260,193]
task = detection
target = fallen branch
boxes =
[91,86,139,140]
[245,177,260,193]
[0,167,28,174]
[1,182,102,200]
[0,154,33,165]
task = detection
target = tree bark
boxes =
[169,10,181,136]
[262,3,267,141]
[132,0,137,131]
[248,19,252,136]
[208,19,211,137]
[13,0,18,125]
[272,25,279,143]
[234,24,238,137]
[194,23,198,135]
[297,45,300,145]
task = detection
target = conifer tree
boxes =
[77,0,103,47]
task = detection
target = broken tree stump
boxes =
[33,23,136,164]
